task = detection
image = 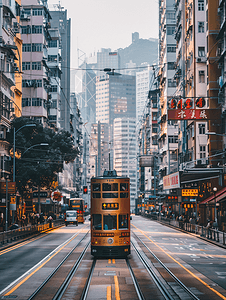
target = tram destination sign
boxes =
[102,203,119,210]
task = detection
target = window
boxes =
[50,100,57,109]
[92,193,101,198]
[120,193,128,198]
[32,98,42,106]
[103,215,117,230]
[36,80,42,87]
[22,62,30,70]
[22,44,31,52]
[32,43,42,52]
[119,214,128,229]
[49,115,57,121]
[32,62,41,70]
[23,9,31,16]
[200,145,206,158]
[167,26,175,35]
[168,62,175,70]
[21,25,31,34]
[48,40,58,48]
[92,214,102,230]
[49,85,57,93]
[103,193,118,198]
[199,124,205,134]
[32,8,43,15]
[92,183,101,191]
[198,22,205,33]
[32,25,42,34]
[103,183,118,191]
[168,136,178,143]
[167,45,176,52]
[48,55,57,62]
[198,47,205,57]
[168,79,177,87]
[22,98,31,107]
[120,183,128,191]
[199,70,205,83]
[198,0,204,11]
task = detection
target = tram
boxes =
[69,198,85,223]
[91,170,130,257]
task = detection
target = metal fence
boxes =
[0,219,64,247]
[143,214,226,247]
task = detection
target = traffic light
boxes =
[83,186,88,194]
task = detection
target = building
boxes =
[21,0,51,125]
[113,118,137,211]
[50,8,71,132]
[158,0,178,188]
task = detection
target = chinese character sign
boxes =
[168,109,221,120]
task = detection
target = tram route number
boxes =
[102,203,119,210]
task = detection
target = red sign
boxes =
[163,172,180,190]
[168,109,221,120]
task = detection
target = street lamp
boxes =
[213,187,218,225]
[22,143,49,157]
[13,124,36,182]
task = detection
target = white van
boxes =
[65,210,78,226]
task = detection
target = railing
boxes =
[0,219,64,247]
[143,214,226,247]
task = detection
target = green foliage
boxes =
[9,117,79,194]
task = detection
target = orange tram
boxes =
[91,170,130,258]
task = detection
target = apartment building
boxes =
[158,0,178,188]
[21,0,51,125]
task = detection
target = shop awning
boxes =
[200,186,226,204]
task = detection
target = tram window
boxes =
[103,193,118,198]
[92,214,102,230]
[92,183,101,191]
[120,193,128,198]
[93,193,101,198]
[103,183,118,191]
[103,214,117,230]
[119,214,128,229]
[120,183,128,191]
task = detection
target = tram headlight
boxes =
[107,238,114,244]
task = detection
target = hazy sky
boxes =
[47,0,159,68]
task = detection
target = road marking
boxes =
[107,285,111,300]
[0,226,89,297]
[132,224,226,300]
[114,276,120,300]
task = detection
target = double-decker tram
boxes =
[69,198,85,223]
[91,170,130,257]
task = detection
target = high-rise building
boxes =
[50,9,71,132]
[158,0,178,187]
[21,0,51,125]
[113,118,137,211]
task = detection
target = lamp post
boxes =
[213,187,217,225]
[22,143,49,157]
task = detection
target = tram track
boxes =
[27,232,90,300]
[132,230,200,300]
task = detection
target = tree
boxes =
[8,117,79,196]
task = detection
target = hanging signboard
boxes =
[182,189,198,197]
[163,172,180,190]
[168,109,221,120]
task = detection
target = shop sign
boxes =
[168,109,221,120]
[0,182,16,193]
[182,189,198,197]
[163,172,180,190]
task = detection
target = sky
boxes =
[47,0,159,68]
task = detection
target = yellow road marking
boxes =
[107,285,111,300]
[132,224,226,300]
[4,226,89,296]
[112,259,115,264]
[114,275,120,300]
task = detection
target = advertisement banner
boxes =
[163,172,180,190]
[168,109,221,120]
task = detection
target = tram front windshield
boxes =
[104,215,117,230]
[93,214,102,230]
